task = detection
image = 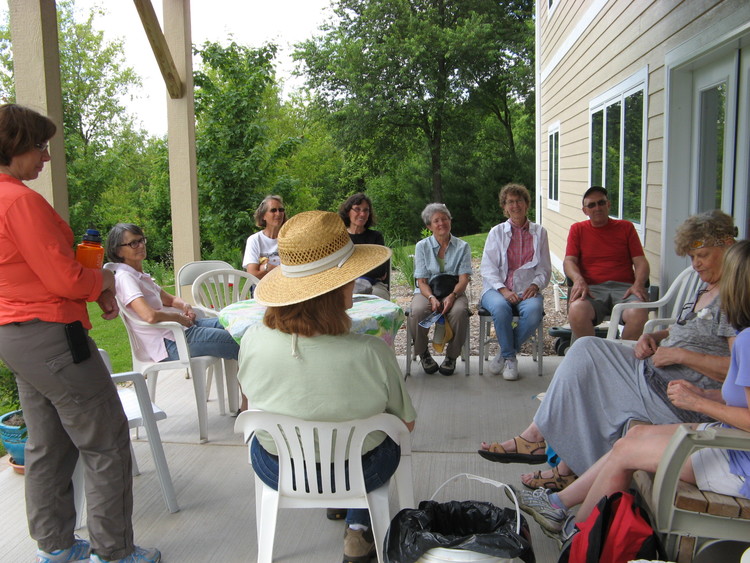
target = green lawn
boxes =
[3,234,491,413]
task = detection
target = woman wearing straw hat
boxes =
[237,211,416,563]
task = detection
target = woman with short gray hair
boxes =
[409,203,472,375]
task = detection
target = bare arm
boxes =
[563,255,590,302]
[668,382,750,432]
[652,336,735,382]
[128,294,194,327]
[623,255,650,301]
[246,262,276,279]
[441,273,470,314]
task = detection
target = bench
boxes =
[631,425,750,562]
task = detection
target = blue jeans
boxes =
[163,317,239,361]
[250,436,401,527]
[480,291,543,359]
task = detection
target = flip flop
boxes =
[477,435,547,464]
[521,467,578,492]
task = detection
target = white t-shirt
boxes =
[242,231,280,269]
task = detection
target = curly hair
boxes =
[338,192,376,228]
[498,183,530,217]
[673,209,736,256]
[253,195,285,228]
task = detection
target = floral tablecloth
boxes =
[219,294,405,347]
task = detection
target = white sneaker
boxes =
[489,354,504,376]
[502,358,519,381]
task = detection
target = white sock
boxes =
[348,524,368,531]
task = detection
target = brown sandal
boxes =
[521,466,577,492]
[477,435,547,464]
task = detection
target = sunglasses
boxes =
[584,199,608,209]
[268,207,285,214]
[118,237,147,249]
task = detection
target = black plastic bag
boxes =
[385,499,536,563]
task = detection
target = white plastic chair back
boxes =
[606,266,702,339]
[235,411,414,563]
[192,269,259,311]
[106,279,223,442]
[74,349,178,530]
[175,259,232,299]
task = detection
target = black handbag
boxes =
[428,274,459,300]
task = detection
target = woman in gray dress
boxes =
[478,210,737,488]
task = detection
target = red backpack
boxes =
[558,491,664,563]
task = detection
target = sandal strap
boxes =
[514,435,547,455]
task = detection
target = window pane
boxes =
[698,83,726,211]
[548,131,559,200]
[605,101,621,215]
[623,91,643,223]
[591,110,603,187]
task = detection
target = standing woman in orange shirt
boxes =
[0,104,160,563]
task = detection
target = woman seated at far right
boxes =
[511,239,750,545]
[409,203,472,376]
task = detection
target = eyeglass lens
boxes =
[121,237,147,249]
[352,207,370,214]
[269,207,285,213]
[585,199,608,209]
[35,143,49,152]
[676,289,707,325]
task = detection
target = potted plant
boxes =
[0,361,26,473]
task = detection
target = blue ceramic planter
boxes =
[0,410,26,465]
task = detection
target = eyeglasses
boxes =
[584,199,608,209]
[351,207,370,214]
[34,142,49,153]
[118,237,147,249]
[676,289,707,325]
[268,207,285,214]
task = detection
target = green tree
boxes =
[0,0,157,241]
[296,0,534,204]
[193,41,309,263]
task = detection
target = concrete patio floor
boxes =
[0,353,566,562]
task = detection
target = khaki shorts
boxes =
[585,280,643,325]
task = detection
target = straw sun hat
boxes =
[254,210,391,307]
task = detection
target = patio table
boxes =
[219,294,405,347]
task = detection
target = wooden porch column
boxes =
[8,0,68,219]
[163,0,201,272]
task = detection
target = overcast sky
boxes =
[1,0,332,135]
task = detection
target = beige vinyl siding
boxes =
[537,0,739,286]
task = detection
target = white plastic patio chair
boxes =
[74,349,178,530]
[190,268,257,412]
[191,268,259,312]
[606,266,702,340]
[113,293,223,442]
[175,259,232,299]
[235,411,414,563]
[477,307,544,376]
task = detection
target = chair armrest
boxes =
[644,317,677,334]
[118,305,192,361]
[606,301,657,339]
[193,304,218,319]
[651,425,750,531]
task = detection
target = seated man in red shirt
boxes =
[564,186,649,341]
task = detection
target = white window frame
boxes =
[588,66,649,233]
[547,122,560,213]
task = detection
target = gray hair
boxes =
[106,223,144,263]
[254,195,285,228]
[421,203,452,226]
